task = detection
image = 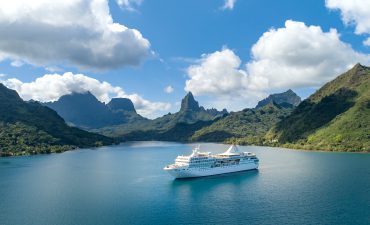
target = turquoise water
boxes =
[0,142,369,225]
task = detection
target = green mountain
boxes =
[267,63,370,152]
[256,89,301,108]
[191,92,296,144]
[44,92,147,129]
[100,90,296,144]
[98,92,228,140]
[0,84,115,156]
[165,92,227,124]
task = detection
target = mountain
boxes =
[107,98,136,113]
[256,89,301,108]
[99,90,298,144]
[97,92,228,140]
[206,108,228,117]
[172,92,227,123]
[267,63,370,152]
[0,84,114,156]
[180,92,200,111]
[118,120,216,142]
[191,90,298,144]
[44,92,147,129]
[44,92,115,128]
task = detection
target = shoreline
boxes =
[0,143,119,157]
[2,140,368,158]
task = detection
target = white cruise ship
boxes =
[164,145,259,178]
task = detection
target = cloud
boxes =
[222,0,236,10]
[326,0,370,35]
[364,37,370,47]
[185,20,370,110]
[326,0,370,45]
[164,85,174,94]
[247,20,370,89]
[185,48,249,97]
[10,60,24,67]
[116,0,143,11]
[2,72,170,118]
[184,48,265,110]
[0,0,150,71]
[45,66,63,73]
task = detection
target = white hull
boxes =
[165,162,258,179]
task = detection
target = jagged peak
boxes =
[350,63,370,73]
[180,92,200,111]
[353,63,364,69]
[183,92,196,101]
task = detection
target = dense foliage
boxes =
[0,84,115,156]
[268,64,370,152]
[191,102,293,143]
[0,122,75,156]
[98,92,294,146]
[119,120,216,142]
[97,92,228,140]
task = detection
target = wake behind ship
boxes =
[164,145,259,178]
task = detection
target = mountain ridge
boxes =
[256,89,301,108]
[191,92,297,144]
[97,92,228,140]
[44,92,147,129]
[267,63,370,152]
[0,84,115,156]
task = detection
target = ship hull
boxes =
[165,162,258,179]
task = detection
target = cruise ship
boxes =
[164,145,259,178]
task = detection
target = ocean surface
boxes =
[0,142,369,225]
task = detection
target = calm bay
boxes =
[0,142,369,225]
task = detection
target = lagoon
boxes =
[0,142,369,225]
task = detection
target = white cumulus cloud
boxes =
[0,0,150,71]
[222,0,237,10]
[185,20,370,110]
[247,20,370,89]
[164,85,174,94]
[184,48,264,110]
[326,0,370,45]
[185,48,249,97]
[2,72,170,119]
[326,0,370,35]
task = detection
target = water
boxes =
[0,142,369,225]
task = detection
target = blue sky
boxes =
[0,0,370,118]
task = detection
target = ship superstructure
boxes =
[164,145,259,178]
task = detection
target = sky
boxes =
[1,0,370,118]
